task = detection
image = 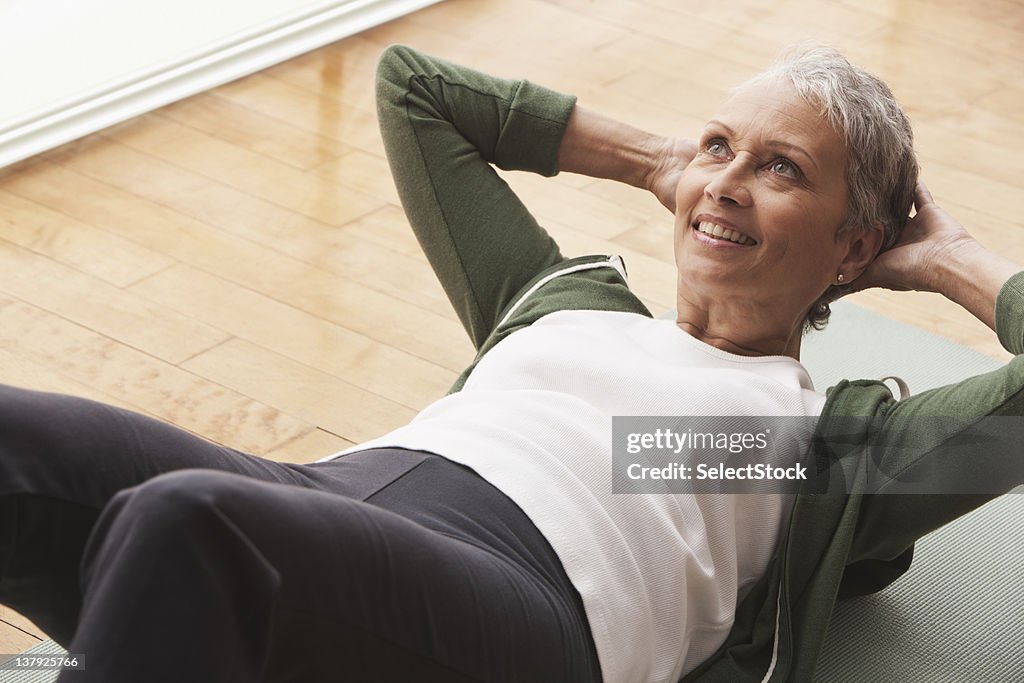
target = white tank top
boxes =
[319,309,826,683]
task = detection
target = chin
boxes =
[676,263,728,294]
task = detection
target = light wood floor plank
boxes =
[213,72,385,156]
[834,0,1024,62]
[0,622,40,654]
[264,427,354,464]
[399,2,630,83]
[6,153,473,371]
[155,93,352,171]
[130,264,456,408]
[262,35,383,114]
[590,33,766,95]
[501,172,650,241]
[180,337,417,444]
[0,297,310,453]
[656,0,890,42]
[0,190,173,288]
[540,0,775,70]
[0,242,226,365]
[0,347,150,413]
[5,154,457,321]
[310,148,400,204]
[336,205,427,257]
[915,160,1024,234]
[102,115,383,228]
[0,607,45,641]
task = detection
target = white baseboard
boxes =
[0,0,441,168]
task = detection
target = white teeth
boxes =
[696,221,753,245]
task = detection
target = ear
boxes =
[837,222,885,281]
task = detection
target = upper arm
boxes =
[375,45,575,348]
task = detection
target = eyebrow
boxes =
[705,119,820,173]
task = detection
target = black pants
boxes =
[0,384,602,682]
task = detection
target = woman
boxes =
[2,44,1021,682]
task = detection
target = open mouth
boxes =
[692,220,757,246]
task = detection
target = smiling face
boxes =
[673,77,865,345]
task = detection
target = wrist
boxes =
[639,136,676,193]
[929,236,983,294]
[934,237,1014,292]
[933,238,1022,331]
[557,105,667,188]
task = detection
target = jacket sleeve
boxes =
[375,44,576,349]
[841,270,1024,570]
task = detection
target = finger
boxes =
[913,181,934,212]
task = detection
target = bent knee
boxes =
[111,469,255,526]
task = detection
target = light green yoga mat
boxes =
[4,301,1021,681]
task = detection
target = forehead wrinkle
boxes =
[709,87,839,176]
[705,116,823,173]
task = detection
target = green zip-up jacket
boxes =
[376,44,1024,682]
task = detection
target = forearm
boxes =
[934,239,1023,333]
[556,105,668,190]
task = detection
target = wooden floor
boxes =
[2,0,1022,653]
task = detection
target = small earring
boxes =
[836,273,845,283]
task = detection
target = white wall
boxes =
[0,0,440,167]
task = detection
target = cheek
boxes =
[674,169,704,215]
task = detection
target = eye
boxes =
[769,158,800,179]
[703,138,730,157]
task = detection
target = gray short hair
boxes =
[739,45,918,332]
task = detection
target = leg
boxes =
[61,466,599,682]
[0,384,316,645]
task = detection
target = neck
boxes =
[674,285,804,359]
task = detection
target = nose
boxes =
[704,158,752,207]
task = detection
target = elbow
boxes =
[376,44,420,96]
[375,44,433,126]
